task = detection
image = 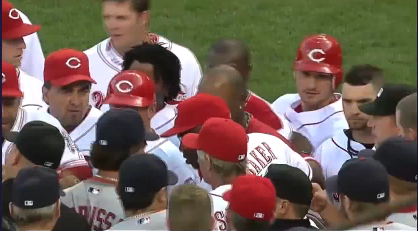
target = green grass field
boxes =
[11,0,417,101]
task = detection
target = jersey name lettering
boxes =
[214,211,227,231]
[247,142,277,175]
[78,205,121,231]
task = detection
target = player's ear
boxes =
[54,200,61,219]
[140,10,149,27]
[42,85,50,105]
[147,101,156,119]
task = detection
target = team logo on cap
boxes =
[254,213,264,219]
[8,8,20,20]
[2,73,6,84]
[377,192,385,199]
[65,57,81,69]
[24,200,33,206]
[125,187,135,193]
[44,162,53,167]
[115,80,134,93]
[308,49,326,63]
[238,154,245,161]
[377,88,383,97]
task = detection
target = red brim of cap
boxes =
[222,190,232,202]
[2,24,41,40]
[294,61,341,75]
[160,124,196,138]
[49,75,97,86]
[180,133,200,150]
[2,89,23,98]
[103,94,153,108]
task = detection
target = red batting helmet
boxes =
[294,34,343,88]
[103,70,155,108]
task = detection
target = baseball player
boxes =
[2,1,46,110]
[61,109,157,231]
[396,92,417,140]
[16,9,45,80]
[2,61,89,180]
[41,48,103,160]
[85,0,202,111]
[205,39,292,136]
[314,65,385,179]
[181,118,249,231]
[102,70,199,190]
[271,34,349,151]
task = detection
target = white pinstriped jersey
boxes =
[271,93,348,151]
[2,107,87,170]
[84,34,202,112]
[210,185,231,231]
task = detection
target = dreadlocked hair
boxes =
[123,43,181,101]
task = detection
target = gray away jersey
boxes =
[348,221,415,230]
[60,176,125,231]
[107,210,167,230]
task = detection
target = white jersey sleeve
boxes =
[246,133,312,180]
[18,69,47,110]
[17,10,45,80]
[151,104,180,147]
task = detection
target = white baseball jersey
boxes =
[271,93,348,151]
[107,210,167,230]
[348,221,415,230]
[2,107,87,170]
[387,208,417,228]
[84,34,202,112]
[61,177,125,231]
[150,103,180,147]
[314,129,370,179]
[17,10,45,80]
[145,137,199,194]
[18,69,47,110]
[209,184,231,231]
[246,133,312,180]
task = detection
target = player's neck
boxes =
[126,204,166,218]
[301,94,336,112]
[351,129,375,144]
[18,220,56,231]
[96,170,118,180]
[212,175,240,189]
[111,33,149,57]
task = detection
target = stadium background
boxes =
[11,0,417,101]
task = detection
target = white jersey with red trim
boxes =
[17,10,45,80]
[313,129,367,179]
[210,184,231,231]
[61,177,125,231]
[348,221,415,230]
[145,137,199,194]
[387,207,417,228]
[2,108,87,170]
[18,69,47,110]
[246,133,312,180]
[271,93,348,151]
[84,35,202,112]
[150,104,180,147]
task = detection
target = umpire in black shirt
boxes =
[2,121,90,231]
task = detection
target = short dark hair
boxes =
[396,92,417,130]
[102,0,149,13]
[343,64,385,88]
[292,203,310,219]
[43,81,51,89]
[123,43,181,102]
[230,211,271,231]
[90,142,132,171]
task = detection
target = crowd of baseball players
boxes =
[2,0,417,230]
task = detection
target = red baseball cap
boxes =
[103,70,155,108]
[44,48,96,86]
[2,61,23,98]
[160,93,231,137]
[223,175,277,221]
[181,117,247,163]
[2,1,41,40]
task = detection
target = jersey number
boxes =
[214,211,227,231]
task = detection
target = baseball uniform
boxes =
[2,107,88,172]
[209,184,231,231]
[387,206,417,228]
[246,133,312,179]
[314,129,373,179]
[84,34,202,112]
[61,176,125,231]
[16,10,45,80]
[107,210,167,230]
[17,69,47,110]
[150,103,181,147]
[348,221,414,230]
[271,93,348,151]
[145,137,199,193]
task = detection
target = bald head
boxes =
[396,93,417,140]
[206,39,251,82]
[199,65,247,122]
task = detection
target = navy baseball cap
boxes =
[118,154,178,201]
[357,149,375,159]
[12,166,65,209]
[326,158,389,204]
[359,84,417,116]
[373,137,417,183]
[95,109,159,149]
[4,121,65,169]
[264,164,313,206]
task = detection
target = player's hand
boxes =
[310,183,328,213]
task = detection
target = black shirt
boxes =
[268,218,317,231]
[2,178,91,231]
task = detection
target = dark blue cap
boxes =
[95,108,159,149]
[12,166,65,209]
[326,158,389,204]
[118,154,178,202]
